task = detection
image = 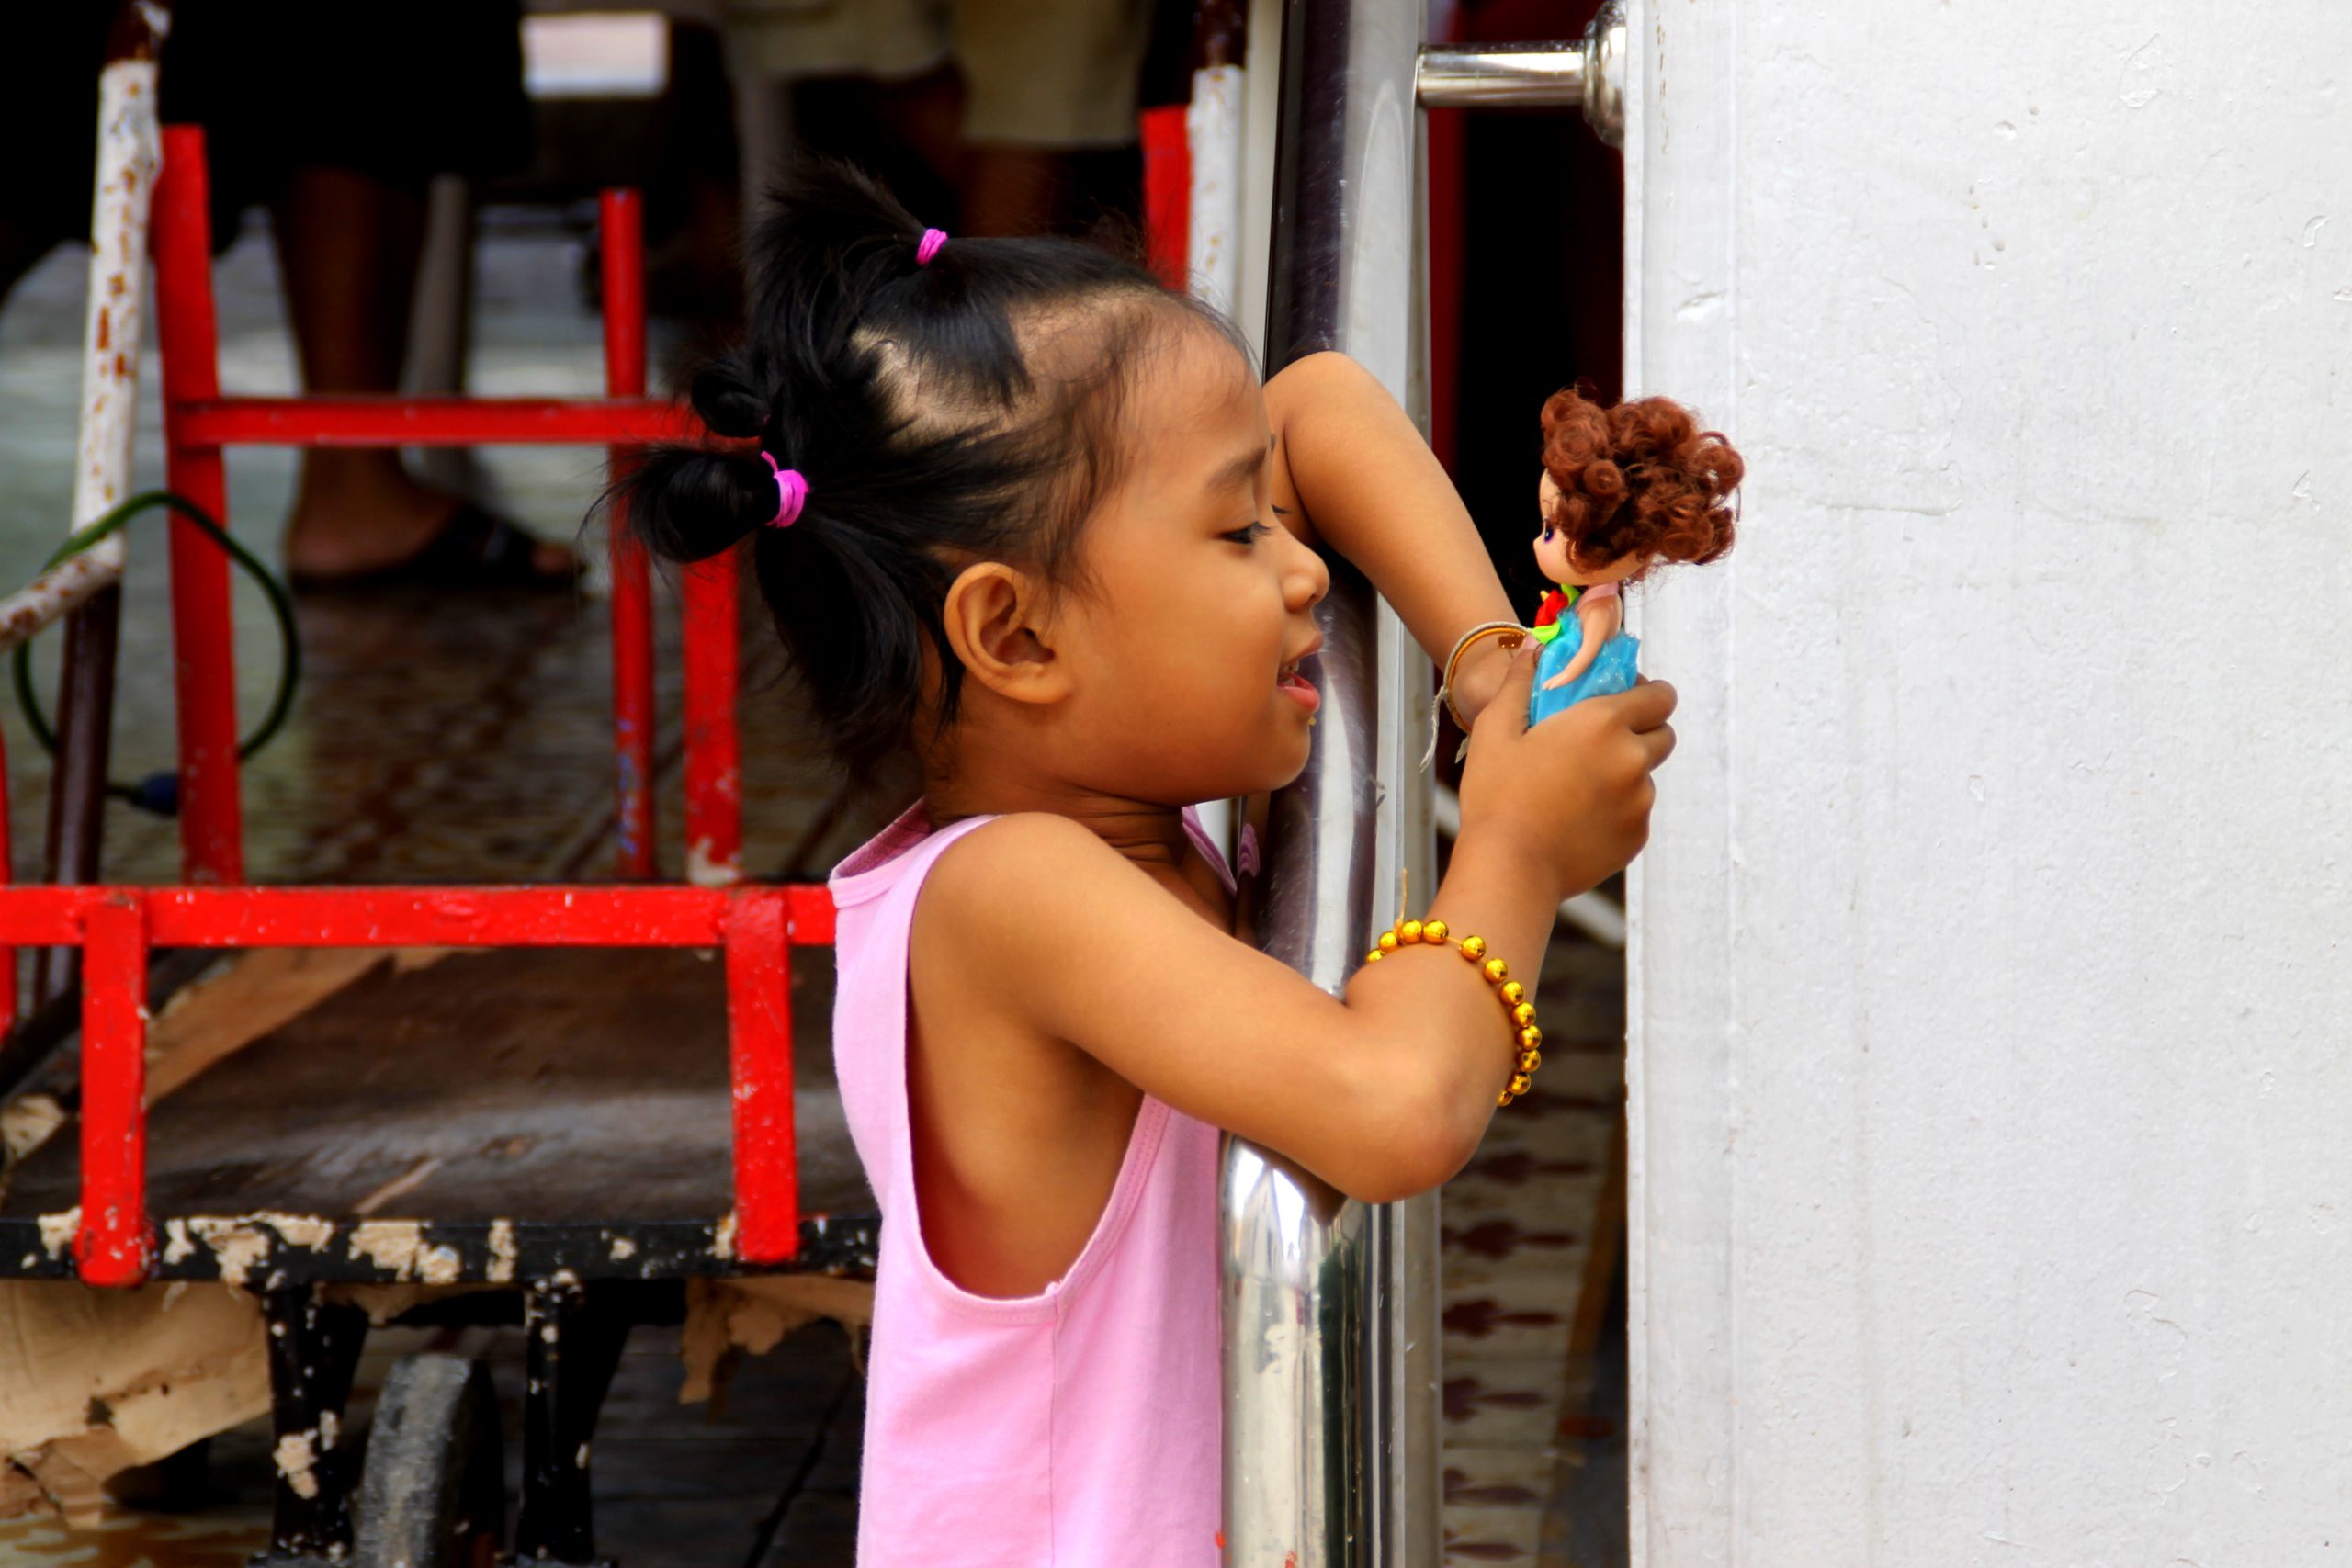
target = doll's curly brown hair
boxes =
[1540,388,1742,576]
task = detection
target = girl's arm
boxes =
[917,648,1675,1201]
[1544,592,1623,690]
[1265,352,1521,724]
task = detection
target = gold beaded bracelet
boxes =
[1363,917,1544,1107]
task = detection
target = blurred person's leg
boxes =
[951,0,1150,234]
[726,0,956,220]
[165,0,567,586]
[870,68,969,197]
[271,166,567,581]
[960,148,1068,240]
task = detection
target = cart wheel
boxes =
[355,1354,504,1568]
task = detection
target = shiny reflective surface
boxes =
[1224,0,1439,1562]
[1583,0,1630,150]
[1412,0,1629,147]
[1414,42,1588,109]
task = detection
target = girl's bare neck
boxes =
[925,766,1195,871]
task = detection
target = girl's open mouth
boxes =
[1277,657,1321,714]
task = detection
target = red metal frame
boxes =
[0,726,13,1030]
[40,883,828,1285]
[154,128,243,884]
[683,552,742,885]
[20,125,817,1289]
[602,189,660,882]
[1140,104,1192,291]
[170,397,701,449]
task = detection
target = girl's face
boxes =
[1049,321,1329,806]
[1533,471,1645,586]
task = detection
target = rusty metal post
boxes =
[36,2,171,1005]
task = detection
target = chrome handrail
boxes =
[1222,0,1439,1562]
[1414,1,1628,145]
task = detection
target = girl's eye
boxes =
[1541,526,1554,541]
[1224,522,1272,546]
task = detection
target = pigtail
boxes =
[612,447,775,564]
[687,354,770,440]
[606,344,785,563]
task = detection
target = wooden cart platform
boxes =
[3,944,875,1289]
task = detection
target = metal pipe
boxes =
[34,596,122,1010]
[167,395,701,448]
[156,124,245,886]
[1223,0,1439,1562]
[1186,0,1250,315]
[1413,1,1630,147]
[0,723,13,1029]
[35,1,168,1004]
[1185,0,1253,858]
[0,547,125,660]
[681,552,742,886]
[602,189,658,881]
[1415,41,1587,108]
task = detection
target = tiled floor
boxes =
[1441,936,1630,1568]
[0,219,1630,1567]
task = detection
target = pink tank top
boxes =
[828,802,1225,1567]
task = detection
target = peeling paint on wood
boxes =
[35,1211,78,1259]
[345,1220,424,1278]
[270,1430,319,1499]
[487,1218,517,1283]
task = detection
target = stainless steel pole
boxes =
[1221,0,1438,1562]
[1412,1,1628,143]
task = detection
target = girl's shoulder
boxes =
[915,813,1160,951]
[915,811,1234,980]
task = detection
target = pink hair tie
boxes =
[915,227,949,266]
[761,451,808,529]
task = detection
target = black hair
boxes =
[612,160,1236,780]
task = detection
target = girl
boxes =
[621,164,1678,1567]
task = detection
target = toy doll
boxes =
[1526,388,1742,727]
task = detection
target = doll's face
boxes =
[1534,471,1648,587]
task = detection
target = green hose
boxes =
[12,489,300,816]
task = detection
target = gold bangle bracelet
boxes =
[1363,917,1544,1107]
[1438,622,1529,732]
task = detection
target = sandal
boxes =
[288,502,578,594]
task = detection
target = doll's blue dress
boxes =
[1528,582,1641,727]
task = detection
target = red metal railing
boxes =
[601,187,662,881]
[153,126,240,885]
[17,883,831,1286]
[13,124,819,1288]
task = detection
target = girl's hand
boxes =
[1457,638,1676,900]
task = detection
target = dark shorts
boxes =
[13,0,527,247]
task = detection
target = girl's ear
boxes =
[940,562,1073,707]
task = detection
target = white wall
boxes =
[1622,4,2352,1563]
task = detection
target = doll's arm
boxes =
[1542,592,1622,690]
[1264,353,1520,723]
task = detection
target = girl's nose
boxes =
[1283,528,1330,612]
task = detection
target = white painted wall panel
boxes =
[1623,4,2352,1562]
